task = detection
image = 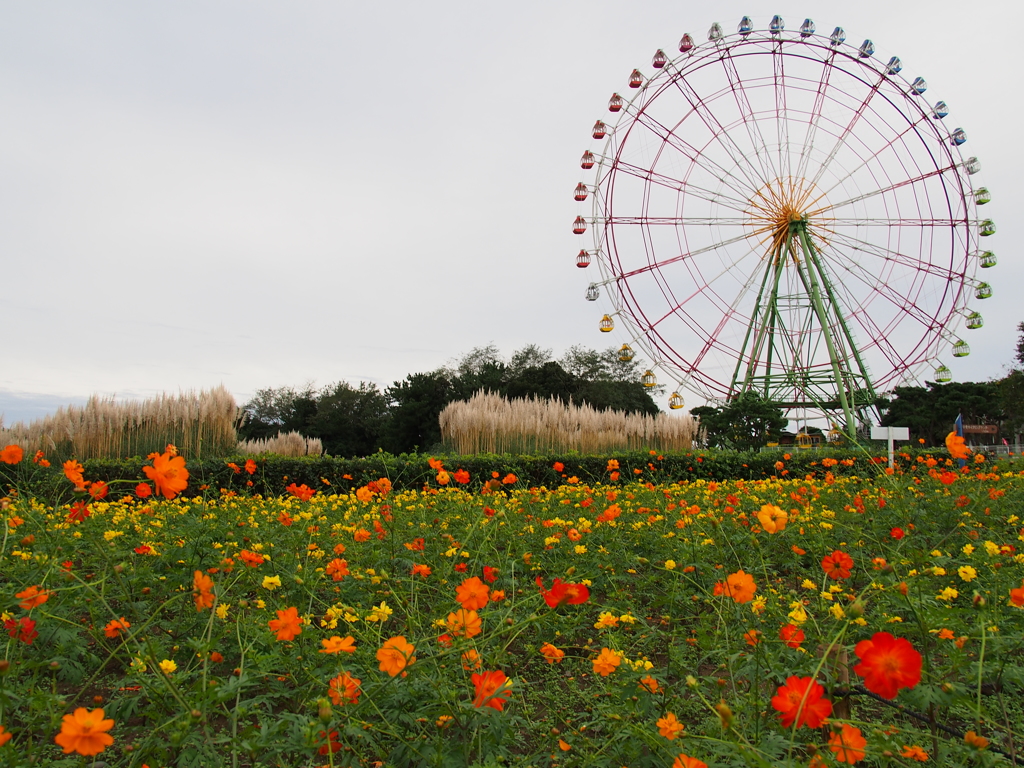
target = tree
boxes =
[385,371,456,454]
[308,382,389,458]
[880,381,1002,446]
[691,392,788,451]
[239,384,318,442]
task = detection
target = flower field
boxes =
[1,447,1023,767]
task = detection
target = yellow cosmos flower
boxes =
[159,659,177,675]
[958,566,977,582]
[262,575,282,590]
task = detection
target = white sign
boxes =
[871,426,910,441]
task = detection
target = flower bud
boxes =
[715,700,733,729]
[317,699,333,722]
[972,592,986,607]
[849,598,866,618]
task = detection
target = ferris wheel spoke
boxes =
[807,69,887,190]
[610,159,752,214]
[627,107,762,198]
[823,218,970,228]
[717,45,779,183]
[817,238,950,330]
[615,230,753,280]
[806,164,958,215]
[660,61,771,193]
[823,230,966,286]
[608,216,750,226]
[794,48,837,181]
[773,41,793,181]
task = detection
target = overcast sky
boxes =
[2,0,1018,425]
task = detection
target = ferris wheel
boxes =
[572,15,994,435]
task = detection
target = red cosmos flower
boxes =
[771,676,832,729]
[536,577,590,608]
[285,483,315,501]
[5,617,38,645]
[135,483,152,498]
[553,462,564,473]
[67,501,91,522]
[821,550,854,580]
[453,469,470,484]
[938,470,957,485]
[454,563,468,573]
[472,670,512,711]
[779,624,805,649]
[890,527,905,540]
[317,730,342,755]
[404,538,425,552]
[482,566,499,583]
[483,506,496,517]
[244,459,257,474]
[853,631,922,699]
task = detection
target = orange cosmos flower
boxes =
[453,469,470,484]
[377,636,416,677]
[0,725,11,746]
[54,707,115,756]
[657,712,684,740]
[471,670,512,711]
[853,631,922,699]
[446,608,482,639]
[15,585,51,611]
[455,576,490,610]
[238,549,265,568]
[964,731,989,750]
[461,648,482,670]
[143,451,189,499]
[244,459,257,474]
[285,482,315,501]
[103,617,131,638]
[326,558,349,581]
[553,462,564,472]
[501,473,517,484]
[411,563,432,578]
[821,550,854,580]
[135,483,152,498]
[268,606,303,642]
[193,571,215,612]
[436,470,450,485]
[63,459,86,488]
[713,570,757,604]
[743,629,761,647]
[901,745,929,761]
[0,445,23,464]
[639,675,660,693]
[1009,583,1024,608]
[353,528,371,542]
[829,723,867,764]
[779,623,805,649]
[319,635,356,654]
[88,481,108,500]
[771,676,832,729]
[428,457,444,471]
[756,503,787,533]
[671,755,708,768]
[945,431,971,460]
[327,671,361,705]
[539,642,564,664]
[592,647,621,677]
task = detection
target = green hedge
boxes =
[2,447,958,501]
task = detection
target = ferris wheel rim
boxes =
[576,17,986,410]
